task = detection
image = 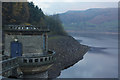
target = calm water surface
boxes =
[59,33,118,78]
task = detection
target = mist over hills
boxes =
[59,8,118,33]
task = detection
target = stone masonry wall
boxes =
[4,34,44,56]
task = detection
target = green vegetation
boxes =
[2,2,29,25]
[45,15,67,35]
[2,2,67,36]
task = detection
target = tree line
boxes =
[2,2,67,35]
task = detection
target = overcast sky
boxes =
[28,0,118,15]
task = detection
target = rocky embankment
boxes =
[48,35,90,78]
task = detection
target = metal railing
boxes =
[0,57,19,74]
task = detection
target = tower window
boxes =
[35,59,38,62]
[45,57,47,61]
[40,58,43,62]
[23,59,27,63]
[29,59,33,63]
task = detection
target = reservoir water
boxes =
[59,33,118,78]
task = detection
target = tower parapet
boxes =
[3,25,49,35]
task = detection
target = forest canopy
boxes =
[2,2,67,35]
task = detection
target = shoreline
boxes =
[48,35,90,78]
[66,30,119,35]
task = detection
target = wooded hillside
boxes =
[2,2,67,35]
[59,8,118,32]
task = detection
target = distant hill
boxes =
[59,8,118,32]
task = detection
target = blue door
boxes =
[11,41,22,58]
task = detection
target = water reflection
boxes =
[58,34,118,78]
